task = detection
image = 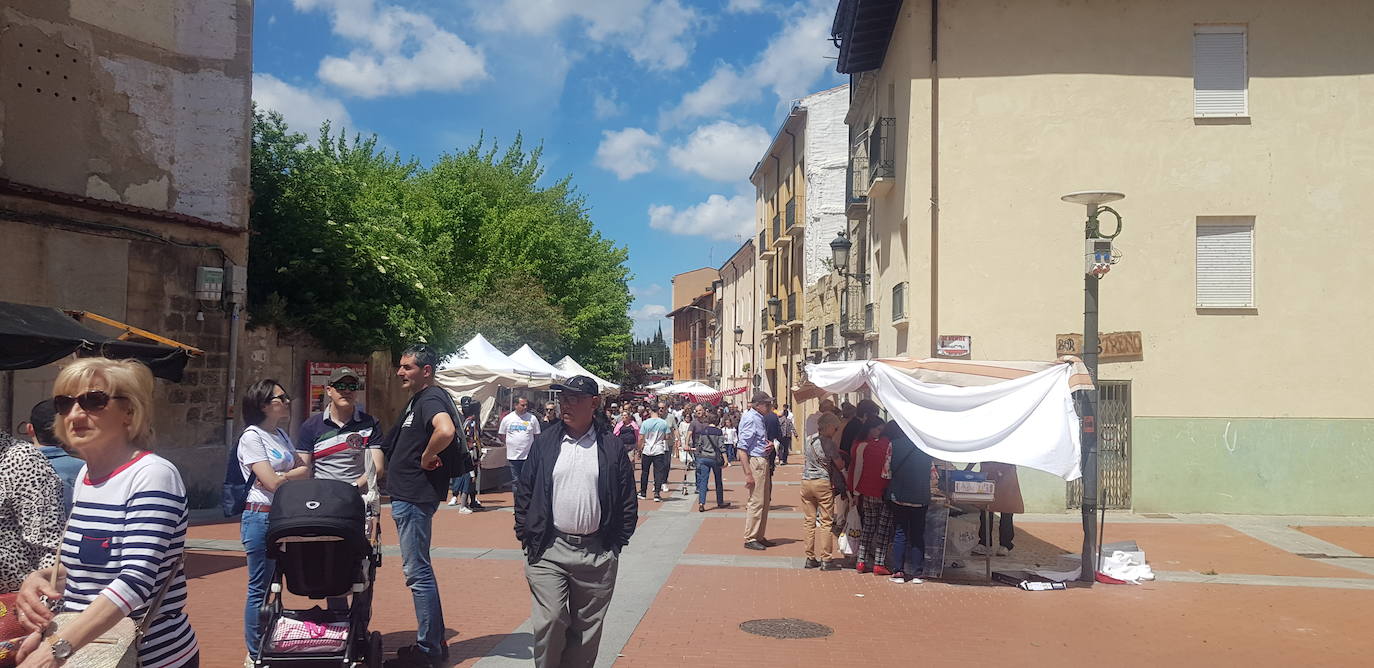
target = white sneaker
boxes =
[447,498,459,506]
[971,544,992,556]
[996,546,1009,557]
[457,506,474,514]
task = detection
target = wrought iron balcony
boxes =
[847,146,870,217]
[840,285,873,338]
[868,117,895,193]
[785,198,796,230]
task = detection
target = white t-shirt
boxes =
[237,425,295,505]
[640,417,671,456]
[500,410,541,461]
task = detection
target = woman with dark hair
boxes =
[448,397,483,513]
[236,379,307,661]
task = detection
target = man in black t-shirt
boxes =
[382,344,456,667]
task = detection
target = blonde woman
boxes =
[14,358,199,667]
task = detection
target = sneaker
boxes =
[386,645,443,668]
[469,500,485,510]
[637,493,647,500]
[997,546,1010,557]
[457,506,474,514]
[804,558,821,569]
[856,561,869,573]
[653,496,662,503]
[447,497,459,506]
[698,504,705,512]
[889,572,906,583]
[873,565,893,576]
[820,561,843,571]
[971,544,992,556]
[244,654,255,668]
[744,540,767,551]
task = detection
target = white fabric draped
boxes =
[805,360,1083,481]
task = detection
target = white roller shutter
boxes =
[1194,28,1248,117]
[1196,221,1254,308]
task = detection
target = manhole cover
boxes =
[739,618,833,639]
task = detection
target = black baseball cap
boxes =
[29,399,58,446]
[552,375,599,397]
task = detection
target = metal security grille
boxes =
[1068,380,1132,509]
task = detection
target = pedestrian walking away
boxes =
[800,413,844,570]
[501,397,542,497]
[636,405,671,501]
[777,405,795,466]
[514,375,638,668]
[738,392,776,550]
[382,344,457,667]
[688,412,730,512]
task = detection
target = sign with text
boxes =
[935,334,972,359]
[1055,331,1143,363]
[307,361,369,412]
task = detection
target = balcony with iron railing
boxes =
[785,198,796,230]
[785,292,797,323]
[772,214,781,244]
[868,117,895,195]
[847,135,870,217]
[840,285,874,338]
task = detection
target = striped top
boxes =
[63,451,198,668]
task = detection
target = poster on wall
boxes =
[307,361,368,412]
[935,335,972,359]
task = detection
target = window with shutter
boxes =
[1196,217,1254,308]
[1194,26,1247,117]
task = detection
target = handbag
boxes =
[0,593,26,668]
[44,546,182,668]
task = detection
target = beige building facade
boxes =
[716,240,758,393]
[831,0,1374,514]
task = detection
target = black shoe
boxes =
[698,504,705,512]
[717,501,730,509]
[469,500,484,510]
[804,558,821,569]
[387,645,443,668]
[744,540,767,551]
[820,560,843,571]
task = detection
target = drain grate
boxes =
[739,618,833,639]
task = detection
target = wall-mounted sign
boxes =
[307,361,369,412]
[1055,331,1143,363]
[936,334,972,359]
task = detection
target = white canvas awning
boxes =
[510,345,568,379]
[552,356,620,394]
[654,381,717,395]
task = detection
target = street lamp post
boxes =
[1060,190,1125,585]
[830,232,869,361]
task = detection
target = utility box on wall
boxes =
[195,266,224,301]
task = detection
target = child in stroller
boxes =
[251,478,383,667]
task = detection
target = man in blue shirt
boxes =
[26,400,83,514]
[737,392,776,550]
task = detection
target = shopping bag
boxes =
[844,504,862,540]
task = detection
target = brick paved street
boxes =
[185,461,1374,667]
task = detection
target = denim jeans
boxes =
[695,456,724,506]
[508,458,527,497]
[392,500,446,659]
[240,509,271,655]
[888,504,928,575]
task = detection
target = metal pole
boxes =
[1079,209,1102,584]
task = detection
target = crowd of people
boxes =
[0,349,1019,668]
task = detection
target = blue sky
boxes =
[252,0,844,342]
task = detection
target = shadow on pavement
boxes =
[379,630,534,665]
[184,550,246,579]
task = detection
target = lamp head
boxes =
[733,325,744,345]
[1060,191,1125,206]
[767,295,782,323]
[829,232,852,270]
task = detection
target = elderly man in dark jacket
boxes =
[514,375,638,668]
[883,420,934,583]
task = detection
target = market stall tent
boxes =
[802,357,1092,480]
[654,380,717,395]
[552,356,619,394]
[509,345,568,379]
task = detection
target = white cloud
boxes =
[471,0,699,71]
[295,0,487,98]
[629,303,668,321]
[662,65,755,127]
[594,128,663,180]
[252,73,353,133]
[664,0,836,124]
[649,192,753,240]
[630,283,664,297]
[592,90,624,120]
[726,0,767,12]
[668,121,770,182]
[629,302,670,338]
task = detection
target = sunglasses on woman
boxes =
[269,392,292,404]
[53,390,127,415]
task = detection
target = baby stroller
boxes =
[253,479,383,667]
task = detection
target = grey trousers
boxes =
[525,535,620,668]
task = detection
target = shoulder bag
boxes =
[44,550,182,667]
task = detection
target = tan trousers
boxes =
[743,455,773,542]
[799,478,836,560]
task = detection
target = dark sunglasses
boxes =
[330,382,363,392]
[269,393,292,404]
[53,390,126,415]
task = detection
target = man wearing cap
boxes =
[514,375,637,668]
[737,392,776,550]
[297,367,385,494]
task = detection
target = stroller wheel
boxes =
[366,631,384,668]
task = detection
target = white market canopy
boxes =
[509,344,568,379]
[803,358,1092,481]
[553,355,620,394]
[439,333,552,378]
[654,380,717,395]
